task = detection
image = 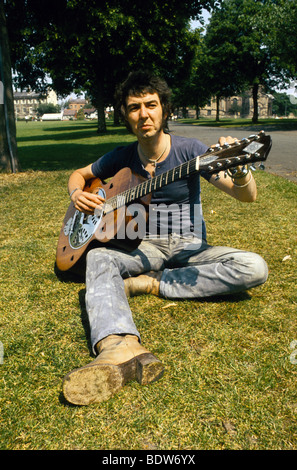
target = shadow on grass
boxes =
[17,126,130,143]
[17,140,132,171]
[16,122,134,171]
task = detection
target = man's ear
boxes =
[120,105,126,117]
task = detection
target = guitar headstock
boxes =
[200,131,272,175]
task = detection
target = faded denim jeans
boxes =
[85,233,268,352]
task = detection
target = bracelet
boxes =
[227,165,249,179]
[69,187,81,198]
[232,172,252,188]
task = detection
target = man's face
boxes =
[124,92,165,140]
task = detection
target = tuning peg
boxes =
[214,174,220,181]
[224,171,228,178]
[258,163,265,170]
[250,165,256,171]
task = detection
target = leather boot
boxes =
[62,335,164,405]
[124,271,162,297]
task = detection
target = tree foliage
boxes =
[204,0,296,122]
[272,92,297,117]
[172,29,212,118]
[5,0,216,133]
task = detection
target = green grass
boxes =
[16,120,135,171]
[0,120,296,450]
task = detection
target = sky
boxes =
[190,8,211,30]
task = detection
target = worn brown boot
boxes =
[124,271,162,297]
[62,335,164,405]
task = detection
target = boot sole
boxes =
[63,353,164,406]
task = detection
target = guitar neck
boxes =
[106,156,199,210]
[128,156,199,203]
[106,132,271,209]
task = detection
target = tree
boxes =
[204,0,293,123]
[0,0,20,172]
[171,29,212,119]
[266,0,297,79]
[272,92,297,117]
[5,0,217,133]
[36,103,61,117]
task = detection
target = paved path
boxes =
[169,122,297,184]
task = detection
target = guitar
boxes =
[56,131,272,272]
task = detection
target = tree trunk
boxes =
[0,0,20,173]
[215,95,220,122]
[95,77,106,133]
[252,82,259,124]
[195,103,200,119]
[113,104,120,126]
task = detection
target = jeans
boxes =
[85,234,268,352]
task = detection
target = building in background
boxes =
[14,89,58,120]
[68,98,88,112]
[199,90,274,119]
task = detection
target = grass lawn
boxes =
[0,120,296,450]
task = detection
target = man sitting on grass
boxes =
[62,70,268,405]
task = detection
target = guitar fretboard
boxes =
[107,156,200,210]
[103,131,271,211]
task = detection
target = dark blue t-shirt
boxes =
[91,134,210,240]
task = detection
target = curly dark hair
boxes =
[115,70,172,133]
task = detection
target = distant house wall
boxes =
[14,89,58,119]
[199,89,274,119]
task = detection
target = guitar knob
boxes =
[250,165,256,171]
[258,163,265,170]
[214,174,220,180]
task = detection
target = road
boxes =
[169,122,297,184]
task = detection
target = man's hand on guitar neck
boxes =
[210,135,257,203]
